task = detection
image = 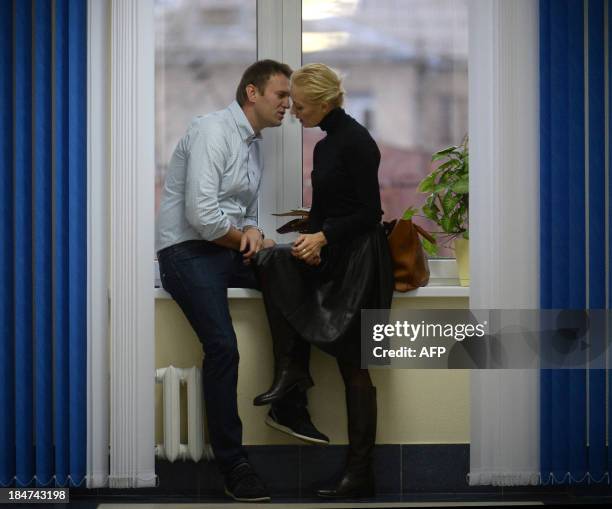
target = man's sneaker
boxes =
[224,462,271,502]
[266,406,330,445]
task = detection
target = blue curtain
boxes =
[540,0,610,484]
[0,0,87,488]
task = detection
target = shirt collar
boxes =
[228,100,262,143]
[318,107,345,133]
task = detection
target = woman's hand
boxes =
[303,253,322,266]
[292,232,327,265]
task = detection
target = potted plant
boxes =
[405,136,469,286]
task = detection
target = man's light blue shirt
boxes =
[156,101,263,252]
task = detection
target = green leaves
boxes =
[451,177,468,194]
[431,145,458,161]
[435,158,461,172]
[415,135,469,243]
[441,215,455,233]
[417,174,436,193]
[401,136,469,257]
[441,192,460,215]
[402,207,417,220]
[422,200,439,222]
[422,237,437,256]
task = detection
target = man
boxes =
[156,60,327,503]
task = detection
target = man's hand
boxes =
[292,232,327,266]
[263,238,276,249]
[212,226,244,251]
[240,227,264,261]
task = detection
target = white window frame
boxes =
[149,0,462,289]
[151,0,468,296]
[256,0,303,240]
[153,0,463,294]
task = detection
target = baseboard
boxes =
[154,443,473,497]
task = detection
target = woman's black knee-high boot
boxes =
[317,385,377,498]
[253,298,313,406]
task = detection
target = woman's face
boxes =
[290,85,331,128]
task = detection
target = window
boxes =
[154,0,257,217]
[153,0,468,267]
[301,0,468,257]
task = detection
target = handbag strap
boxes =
[413,223,436,244]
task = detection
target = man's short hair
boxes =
[236,59,292,106]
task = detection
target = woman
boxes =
[252,63,394,499]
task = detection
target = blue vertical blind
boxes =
[540,0,611,484]
[0,0,87,487]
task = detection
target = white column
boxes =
[468,0,540,485]
[257,0,303,240]
[87,0,110,489]
[108,0,156,488]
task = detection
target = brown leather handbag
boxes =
[385,219,435,292]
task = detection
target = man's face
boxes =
[252,73,291,128]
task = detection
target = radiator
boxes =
[155,365,214,462]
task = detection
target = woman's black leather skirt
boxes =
[252,224,394,363]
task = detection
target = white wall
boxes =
[155,296,470,445]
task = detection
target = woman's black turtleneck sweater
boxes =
[308,107,383,245]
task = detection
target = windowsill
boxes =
[153,259,468,300]
[154,283,469,300]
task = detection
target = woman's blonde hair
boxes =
[291,63,345,108]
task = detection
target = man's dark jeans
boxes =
[157,240,260,473]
